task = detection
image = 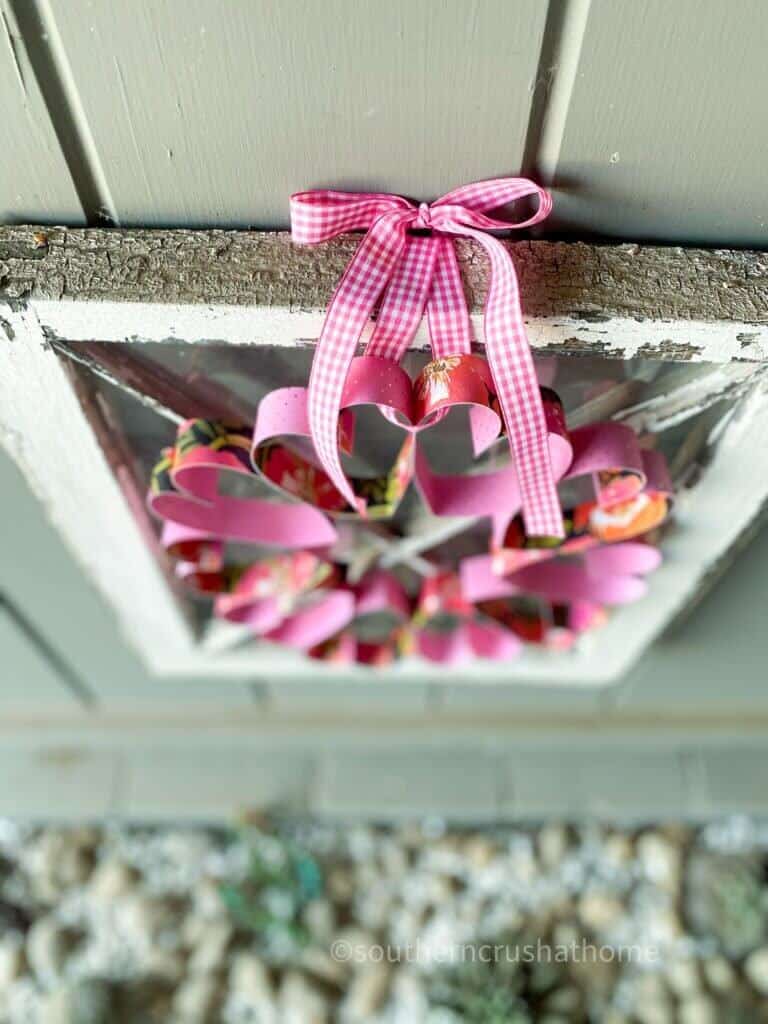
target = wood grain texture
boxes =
[547,0,768,245]
[4,0,768,251]
[0,0,84,224]
[43,0,548,227]
[2,225,767,326]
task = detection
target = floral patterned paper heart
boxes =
[250,352,506,522]
[148,419,337,550]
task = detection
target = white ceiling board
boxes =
[0,0,84,223]
[43,0,549,226]
[544,0,768,245]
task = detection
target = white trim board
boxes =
[3,229,768,685]
[3,299,766,685]
[30,299,768,365]
[1,735,767,823]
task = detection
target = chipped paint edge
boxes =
[30,298,768,364]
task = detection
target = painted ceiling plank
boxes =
[43,0,549,227]
[0,0,84,224]
[610,520,768,712]
[547,0,768,245]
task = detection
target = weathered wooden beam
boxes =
[2,226,768,361]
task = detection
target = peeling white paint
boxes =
[32,299,768,365]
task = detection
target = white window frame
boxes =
[2,227,767,684]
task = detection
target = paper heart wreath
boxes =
[147,179,673,667]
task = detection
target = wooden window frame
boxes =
[1,226,767,684]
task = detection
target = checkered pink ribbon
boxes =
[291,178,564,539]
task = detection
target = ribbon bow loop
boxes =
[290,190,414,244]
[434,176,552,221]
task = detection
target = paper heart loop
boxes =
[216,563,411,655]
[415,388,572,542]
[411,354,501,455]
[493,442,672,576]
[251,359,414,520]
[409,571,522,665]
[252,353,507,522]
[148,419,337,550]
[463,541,662,609]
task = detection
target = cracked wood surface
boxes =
[1,226,767,327]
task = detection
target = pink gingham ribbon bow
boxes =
[291,177,564,539]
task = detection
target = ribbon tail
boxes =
[461,229,564,539]
[307,211,408,513]
[367,235,438,362]
[426,237,473,358]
